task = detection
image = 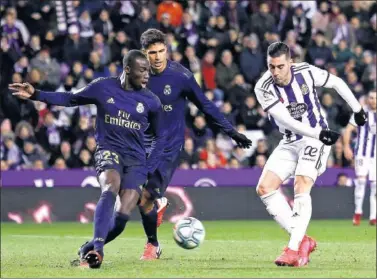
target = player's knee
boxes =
[100,170,121,193]
[118,189,140,215]
[294,176,313,194]
[256,182,273,196]
[139,199,155,215]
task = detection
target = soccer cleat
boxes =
[156,197,169,227]
[297,235,317,266]
[140,243,162,260]
[353,213,362,226]
[85,250,103,269]
[369,219,376,226]
[275,247,300,267]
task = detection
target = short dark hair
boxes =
[267,42,291,59]
[140,28,167,49]
[122,49,147,68]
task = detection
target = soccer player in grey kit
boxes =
[9,50,166,268]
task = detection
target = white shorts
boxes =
[262,137,331,183]
[355,156,376,181]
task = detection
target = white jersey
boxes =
[255,62,329,143]
[350,107,376,158]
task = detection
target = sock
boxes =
[139,204,158,246]
[370,181,376,220]
[354,178,367,214]
[260,189,293,235]
[93,191,116,253]
[288,193,312,251]
[82,212,129,255]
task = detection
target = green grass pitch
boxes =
[1,220,376,278]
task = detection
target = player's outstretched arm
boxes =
[310,65,367,126]
[9,81,97,107]
[185,76,252,148]
[146,96,167,173]
[269,101,340,145]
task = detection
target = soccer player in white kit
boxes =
[343,91,376,226]
[254,42,367,267]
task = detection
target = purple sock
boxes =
[140,204,158,246]
[93,191,116,253]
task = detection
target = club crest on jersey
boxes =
[163,84,171,95]
[262,89,274,102]
[136,102,144,113]
[300,84,309,95]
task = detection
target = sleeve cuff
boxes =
[321,72,330,87]
[264,99,280,112]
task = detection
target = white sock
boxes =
[370,181,376,220]
[354,178,367,214]
[260,189,293,235]
[288,193,312,251]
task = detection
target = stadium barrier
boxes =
[1,169,369,223]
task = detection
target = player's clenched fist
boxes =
[354,108,367,126]
[9,82,36,99]
[319,129,340,146]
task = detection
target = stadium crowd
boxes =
[0,0,376,171]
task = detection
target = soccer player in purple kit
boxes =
[9,50,166,269]
[75,29,252,261]
[137,29,252,260]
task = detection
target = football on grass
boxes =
[173,217,205,249]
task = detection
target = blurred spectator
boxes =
[0,8,28,50]
[228,157,241,169]
[227,74,251,108]
[215,50,240,93]
[50,141,78,168]
[346,71,364,99]
[156,0,183,28]
[53,157,67,170]
[180,137,199,167]
[84,136,97,156]
[231,146,249,167]
[21,140,42,169]
[237,95,264,130]
[92,33,111,66]
[285,30,304,62]
[336,173,353,187]
[331,140,352,167]
[177,11,199,48]
[33,159,45,170]
[239,33,264,85]
[14,120,35,149]
[130,8,158,49]
[1,160,9,170]
[305,31,333,68]
[159,11,175,34]
[24,35,41,59]
[344,1,370,23]
[201,49,217,91]
[321,93,341,130]
[30,47,61,89]
[182,46,201,81]
[361,51,377,92]
[36,112,63,155]
[2,133,21,169]
[189,115,213,150]
[13,56,30,78]
[286,4,312,48]
[333,39,354,70]
[79,10,94,39]
[77,149,94,169]
[255,154,267,169]
[291,1,318,19]
[249,3,276,42]
[63,25,90,66]
[221,102,237,127]
[327,14,355,48]
[222,0,249,34]
[277,1,294,37]
[249,139,270,166]
[311,1,330,34]
[93,9,113,39]
[199,139,227,169]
